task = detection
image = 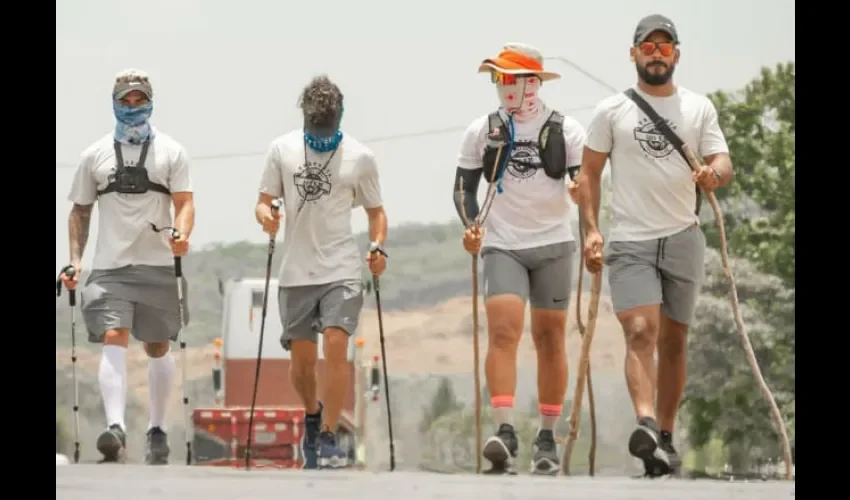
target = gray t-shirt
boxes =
[258,130,383,287]
[67,128,193,270]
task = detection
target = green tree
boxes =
[701,61,795,285]
[683,63,795,472]
[419,377,463,433]
[682,248,795,472]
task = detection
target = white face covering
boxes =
[496,74,541,122]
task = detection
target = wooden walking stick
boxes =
[679,143,793,480]
[560,208,598,476]
[561,239,602,476]
[458,140,505,475]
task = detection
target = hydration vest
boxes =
[96,140,171,197]
[482,110,568,183]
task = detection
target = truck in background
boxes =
[190,277,381,469]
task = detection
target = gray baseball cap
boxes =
[113,68,153,99]
[633,14,680,44]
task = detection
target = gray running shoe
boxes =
[530,429,559,476]
[145,426,170,465]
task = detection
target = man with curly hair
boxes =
[255,75,388,470]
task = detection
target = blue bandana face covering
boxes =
[304,130,343,152]
[113,100,154,145]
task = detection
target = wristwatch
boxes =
[369,241,388,258]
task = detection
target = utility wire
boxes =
[54,103,598,169]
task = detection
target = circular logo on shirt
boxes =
[294,161,332,205]
[505,141,541,181]
[633,118,676,159]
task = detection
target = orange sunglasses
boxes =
[638,41,676,57]
[490,71,521,85]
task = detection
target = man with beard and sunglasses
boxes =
[255,74,387,470]
[453,43,587,476]
[59,68,194,465]
[574,15,734,477]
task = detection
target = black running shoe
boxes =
[482,423,518,475]
[627,417,671,477]
[659,431,682,475]
[96,424,127,463]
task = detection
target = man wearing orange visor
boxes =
[576,14,733,477]
[453,43,586,475]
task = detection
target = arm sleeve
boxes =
[453,167,482,224]
[453,118,486,223]
[698,98,731,157]
[168,145,193,193]
[67,150,97,205]
[258,143,284,198]
[354,150,383,209]
[584,100,614,154]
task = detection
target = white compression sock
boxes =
[148,350,176,431]
[99,345,127,430]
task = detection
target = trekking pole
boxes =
[150,223,193,466]
[457,138,507,474]
[56,265,81,464]
[369,241,395,472]
[679,143,793,480]
[561,208,601,476]
[245,198,282,471]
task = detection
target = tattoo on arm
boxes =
[69,203,93,263]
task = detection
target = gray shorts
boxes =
[278,279,364,351]
[480,241,576,310]
[605,224,706,325]
[80,265,190,345]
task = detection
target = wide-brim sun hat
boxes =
[477,42,561,82]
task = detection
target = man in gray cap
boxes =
[574,15,734,477]
[59,68,195,465]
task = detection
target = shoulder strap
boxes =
[538,110,563,150]
[113,139,152,170]
[623,88,702,215]
[623,89,685,157]
[488,111,504,132]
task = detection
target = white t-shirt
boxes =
[457,106,586,251]
[67,129,193,271]
[259,130,383,288]
[585,85,730,242]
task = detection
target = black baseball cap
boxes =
[633,14,679,44]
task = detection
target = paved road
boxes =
[56,465,795,500]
